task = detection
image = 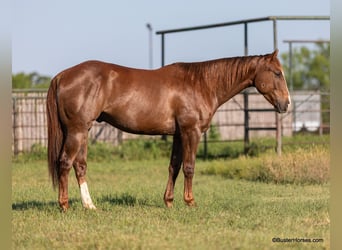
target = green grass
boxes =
[13,156,330,249]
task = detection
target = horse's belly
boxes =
[98,109,176,135]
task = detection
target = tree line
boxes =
[12,72,50,89]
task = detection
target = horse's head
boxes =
[254,49,291,113]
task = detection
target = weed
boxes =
[201,145,330,184]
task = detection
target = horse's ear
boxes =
[271,49,279,60]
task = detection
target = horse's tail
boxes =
[46,76,63,189]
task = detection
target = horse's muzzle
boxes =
[275,99,290,113]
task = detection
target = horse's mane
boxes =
[176,55,263,88]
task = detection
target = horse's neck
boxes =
[212,56,260,107]
[177,56,261,109]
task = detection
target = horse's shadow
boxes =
[12,193,162,211]
[12,199,77,211]
[100,193,138,206]
[98,193,163,208]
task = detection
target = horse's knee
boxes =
[183,164,194,178]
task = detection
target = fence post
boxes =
[276,113,282,156]
[117,130,123,145]
[243,91,249,154]
[203,132,208,160]
[12,97,19,156]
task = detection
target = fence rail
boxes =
[12,90,329,156]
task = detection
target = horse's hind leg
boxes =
[164,133,183,208]
[73,133,96,210]
[58,130,84,211]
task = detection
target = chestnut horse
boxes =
[47,50,290,211]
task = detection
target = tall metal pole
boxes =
[244,22,248,56]
[161,33,165,67]
[288,42,295,133]
[288,41,293,91]
[273,19,282,156]
[146,23,153,69]
[243,22,249,154]
[272,19,278,49]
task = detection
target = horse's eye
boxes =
[274,71,282,77]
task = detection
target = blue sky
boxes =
[12,0,330,76]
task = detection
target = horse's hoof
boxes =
[185,200,196,207]
[84,203,97,210]
[164,199,173,208]
[60,205,69,212]
[59,201,69,212]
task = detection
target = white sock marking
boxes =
[80,182,96,209]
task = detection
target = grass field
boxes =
[12,142,330,249]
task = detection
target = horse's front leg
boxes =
[181,127,201,206]
[164,133,183,208]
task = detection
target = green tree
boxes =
[281,43,330,91]
[12,72,51,89]
[12,72,31,89]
